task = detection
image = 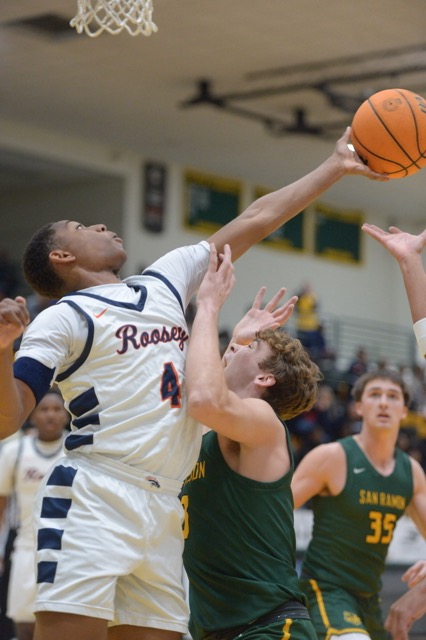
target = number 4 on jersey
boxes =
[161,362,182,408]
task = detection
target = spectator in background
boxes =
[400,364,426,412]
[289,421,325,468]
[397,428,416,455]
[345,346,370,390]
[287,384,347,466]
[318,347,340,389]
[339,397,363,436]
[294,282,324,361]
[313,384,346,443]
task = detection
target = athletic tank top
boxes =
[181,428,306,640]
[301,436,414,594]
[14,243,209,484]
[56,276,200,482]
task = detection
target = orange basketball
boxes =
[351,88,426,178]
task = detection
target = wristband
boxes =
[413,318,426,358]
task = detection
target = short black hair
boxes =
[22,223,65,299]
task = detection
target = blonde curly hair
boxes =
[257,328,322,420]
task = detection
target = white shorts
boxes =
[7,545,36,623]
[33,455,189,633]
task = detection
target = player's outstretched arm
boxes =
[0,297,35,438]
[362,224,426,353]
[209,127,388,261]
[385,577,426,640]
[186,245,282,447]
[186,243,236,429]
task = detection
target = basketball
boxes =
[351,88,426,178]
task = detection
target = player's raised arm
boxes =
[186,246,288,447]
[362,224,426,354]
[209,127,388,261]
[0,297,35,438]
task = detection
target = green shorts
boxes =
[203,617,317,640]
[237,617,317,640]
[201,601,317,640]
[299,578,389,640]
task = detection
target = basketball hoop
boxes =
[70,0,158,37]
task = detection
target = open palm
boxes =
[362,224,426,263]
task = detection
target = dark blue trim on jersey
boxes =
[65,433,94,450]
[40,497,72,519]
[37,561,57,584]
[69,387,99,417]
[46,465,77,487]
[143,270,184,313]
[73,413,100,429]
[56,300,94,383]
[61,285,147,312]
[13,357,54,404]
[37,528,64,551]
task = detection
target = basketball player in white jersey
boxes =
[0,129,386,640]
[0,390,68,640]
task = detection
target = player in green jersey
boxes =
[291,369,426,640]
[181,244,322,640]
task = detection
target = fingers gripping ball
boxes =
[351,88,426,178]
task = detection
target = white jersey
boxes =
[15,242,210,484]
[0,434,65,550]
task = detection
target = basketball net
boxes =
[70,0,158,37]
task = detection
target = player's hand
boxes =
[232,286,297,345]
[362,224,426,264]
[196,244,235,312]
[333,127,389,181]
[385,591,416,640]
[0,296,30,350]
[402,560,426,589]
[385,574,426,640]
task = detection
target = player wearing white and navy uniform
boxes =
[0,433,65,623]
[12,242,210,631]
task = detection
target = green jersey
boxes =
[301,435,414,595]
[181,428,306,640]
